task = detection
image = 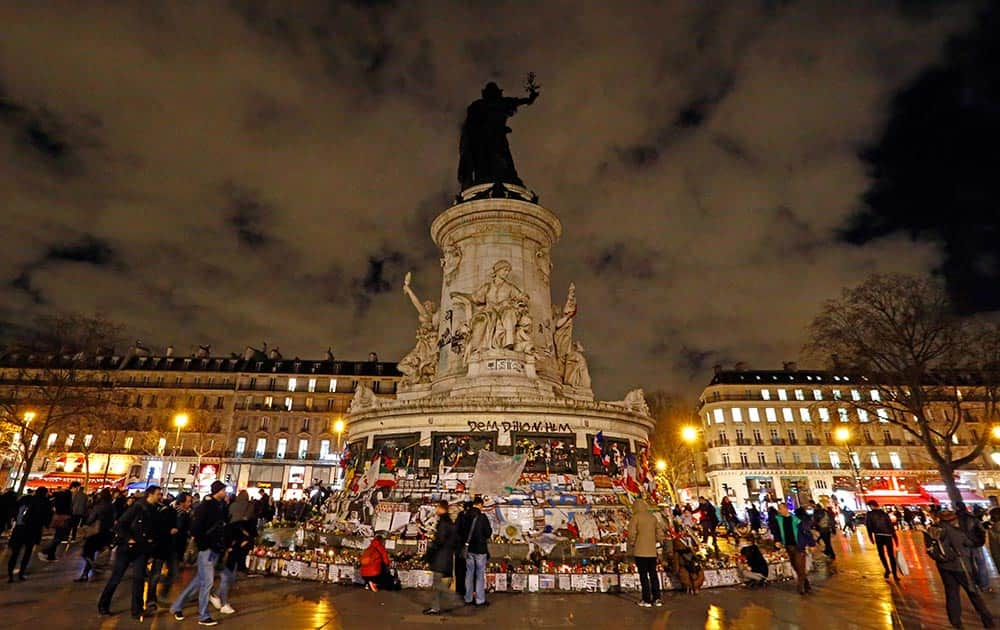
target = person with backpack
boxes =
[423,500,460,615]
[770,502,811,595]
[147,492,181,609]
[360,534,394,592]
[811,499,837,561]
[98,485,163,620]
[7,487,52,582]
[925,509,996,629]
[170,480,229,626]
[958,502,991,592]
[865,500,900,581]
[460,495,493,607]
[75,488,114,582]
[627,497,663,607]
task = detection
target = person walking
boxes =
[461,496,492,607]
[453,501,472,599]
[720,496,739,543]
[697,498,720,554]
[69,482,88,542]
[97,485,162,620]
[423,500,459,615]
[75,488,114,582]
[0,488,18,536]
[628,497,664,607]
[747,504,762,533]
[40,483,75,561]
[925,509,996,629]
[865,500,900,581]
[170,481,228,626]
[811,499,837,562]
[7,487,52,582]
[210,490,255,616]
[958,502,991,592]
[147,492,181,609]
[986,507,1000,578]
[770,502,811,595]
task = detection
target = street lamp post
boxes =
[681,425,703,500]
[333,417,346,452]
[835,426,865,509]
[166,413,188,489]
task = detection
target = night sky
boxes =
[1,2,997,398]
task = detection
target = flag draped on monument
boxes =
[470,450,527,495]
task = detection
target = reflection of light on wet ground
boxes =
[705,604,723,630]
[313,596,331,628]
[728,602,773,629]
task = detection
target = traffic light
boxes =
[225,474,232,483]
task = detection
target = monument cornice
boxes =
[431,199,562,247]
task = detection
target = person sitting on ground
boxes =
[360,534,394,592]
[739,536,769,588]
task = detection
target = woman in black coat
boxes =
[424,501,459,615]
[7,488,53,582]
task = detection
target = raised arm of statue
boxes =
[403,272,430,319]
[555,283,577,328]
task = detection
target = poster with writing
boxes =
[373,512,392,532]
[538,574,556,590]
[510,574,526,591]
[619,574,640,591]
[492,573,507,592]
[575,512,599,540]
[527,574,539,592]
[558,574,572,591]
[570,574,587,590]
[390,511,411,532]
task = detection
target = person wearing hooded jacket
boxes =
[925,509,996,629]
[7,487,52,582]
[628,498,664,607]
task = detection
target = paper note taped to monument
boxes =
[469,449,527,495]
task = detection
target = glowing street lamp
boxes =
[23,411,36,425]
[680,425,703,499]
[333,417,346,450]
[655,459,667,473]
[166,412,189,488]
[834,426,865,507]
[834,427,851,443]
[991,425,1000,440]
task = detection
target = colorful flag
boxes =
[592,431,604,456]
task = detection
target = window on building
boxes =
[718,430,729,443]
[882,429,892,443]
[877,409,889,423]
[813,389,823,401]
[301,418,311,432]
[792,452,801,465]
[84,434,93,447]
[765,408,777,423]
[799,408,811,422]
[735,429,745,442]
[255,438,266,458]
[305,397,314,410]
[307,378,317,393]
[722,452,731,466]
[216,396,225,409]
[811,453,820,468]
[748,408,760,422]
[794,389,805,401]
[770,428,780,441]
[829,452,841,468]
[850,452,860,468]
[858,409,869,423]
[757,451,767,464]
[870,453,880,468]
[832,389,842,400]
[753,428,762,443]
[818,408,830,422]
[329,378,338,393]
[870,390,881,401]
[782,408,794,422]
[805,429,815,442]
[815,480,828,490]
[713,409,725,423]
[288,378,297,392]
[889,452,902,469]
[298,439,309,459]
[124,436,133,452]
[778,389,788,401]
[284,397,293,411]
[739,452,749,466]
[761,389,771,401]
[732,408,743,423]
[47,433,57,448]
[276,438,287,459]
[838,408,849,422]
[787,429,797,443]
[264,396,274,409]
[775,452,785,465]
[244,395,253,409]
[259,417,269,431]
[235,437,246,457]
[65,434,75,448]
[156,437,166,455]
[851,389,861,401]
[319,440,331,460]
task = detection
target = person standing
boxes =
[40,483,75,561]
[925,510,996,629]
[210,490,255,616]
[453,501,472,599]
[423,500,459,615]
[986,507,1000,578]
[720,497,739,542]
[958,502,991,592]
[69,482,88,542]
[865,500,900,581]
[7,487,52,582]
[697,498,720,553]
[97,485,162,620]
[811,499,837,562]
[461,496,492,607]
[147,493,181,609]
[747,504,762,533]
[75,488,114,582]
[770,502,811,595]
[627,498,663,607]
[170,481,228,626]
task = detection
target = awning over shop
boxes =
[926,488,991,505]
[26,472,125,491]
[860,490,934,506]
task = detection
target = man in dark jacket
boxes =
[147,496,181,608]
[76,488,114,582]
[424,500,459,615]
[461,496,492,607]
[0,489,18,535]
[958,502,991,592]
[698,498,720,553]
[452,501,472,598]
[810,499,837,561]
[98,485,163,619]
[170,481,228,626]
[7,487,52,582]
[40,483,75,561]
[925,510,996,629]
[864,500,899,580]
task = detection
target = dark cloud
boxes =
[0,2,981,396]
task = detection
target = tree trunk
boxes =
[15,443,40,495]
[938,463,964,507]
[83,450,91,489]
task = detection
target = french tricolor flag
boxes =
[592,431,605,457]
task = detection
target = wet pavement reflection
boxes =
[1,529,999,628]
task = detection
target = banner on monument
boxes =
[469,449,527,495]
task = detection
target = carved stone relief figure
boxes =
[398,272,440,387]
[450,259,528,363]
[348,383,378,413]
[534,245,552,283]
[551,283,577,376]
[440,240,463,286]
[563,341,591,390]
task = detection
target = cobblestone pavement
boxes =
[1,529,999,629]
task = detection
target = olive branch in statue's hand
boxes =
[525,72,540,95]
